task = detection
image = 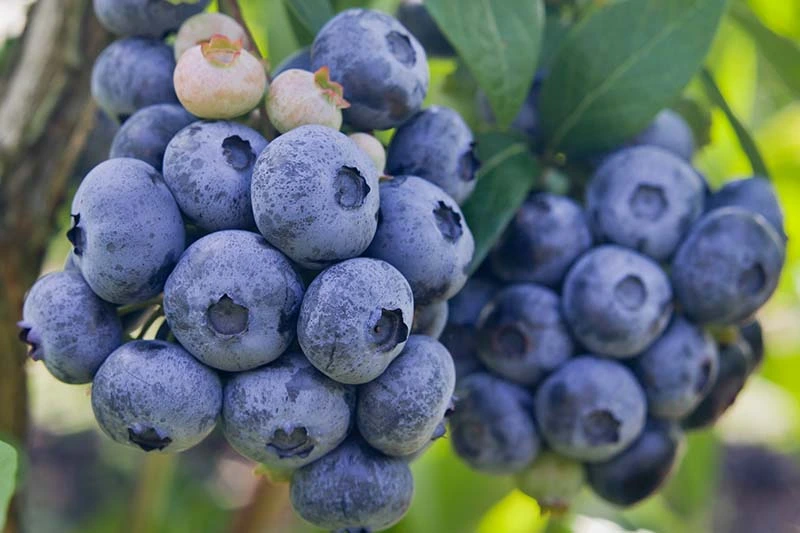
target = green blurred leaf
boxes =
[539,0,728,155]
[672,97,713,149]
[461,132,540,273]
[235,0,271,56]
[0,441,18,531]
[731,5,800,96]
[283,0,335,36]
[700,68,770,177]
[663,431,720,520]
[426,0,545,127]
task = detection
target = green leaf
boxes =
[0,441,18,531]
[425,0,545,127]
[283,0,335,36]
[672,97,713,150]
[539,0,728,155]
[700,68,770,178]
[663,431,720,520]
[731,4,800,97]
[461,132,540,273]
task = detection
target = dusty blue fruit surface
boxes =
[93,0,210,38]
[110,104,195,171]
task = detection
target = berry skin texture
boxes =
[251,125,380,269]
[587,419,684,506]
[68,158,185,305]
[267,68,349,133]
[387,106,479,204]
[290,437,414,531]
[174,36,267,120]
[366,176,475,305]
[273,47,312,76]
[297,258,413,385]
[91,340,222,453]
[449,372,540,474]
[311,9,429,131]
[491,193,593,288]
[349,133,386,173]
[162,120,267,231]
[633,317,719,420]
[631,109,696,161]
[93,0,210,38]
[671,207,785,325]
[19,272,122,384]
[396,0,454,57]
[91,38,178,121]
[514,452,586,513]
[411,300,448,339]
[562,245,673,358]
[163,231,304,372]
[109,104,195,171]
[357,335,456,457]
[535,356,647,462]
[706,177,786,241]
[222,352,355,470]
[476,284,574,386]
[586,146,705,262]
[683,337,753,430]
[174,12,248,60]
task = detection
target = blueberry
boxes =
[290,436,414,531]
[222,352,355,470]
[68,158,185,304]
[514,452,585,513]
[586,419,684,506]
[91,38,178,121]
[449,372,540,474]
[91,340,222,453]
[366,175,474,304]
[490,193,592,287]
[630,109,696,161]
[386,106,479,204]
[476,284,574,385]
[440,277,498,380]
[633,317,719,420]
[357,335,455,456]
[683,336,753,430]
[562,245,673,358]
[251,125,380,269]
[671,207,785,325]
[298,258,413,384]
[274,47,312,76]
[586,146,705,261]
[706,177,786,240]
[18,272,122,384]
[311,9,429,130]
[535,356,647,462]
[396,0,455,57]
[93,0,209,38]
[740,320,764,371]
[163,230,304,372]
[411,300,448,339]
[163,120,268,231]
[109,104,195,171]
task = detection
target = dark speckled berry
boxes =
[411,300,448,339]
[110,104,195,171]
[91,340,222,453]
[19,272,122,384]
[290,436,414,531]
[222,352,355,470]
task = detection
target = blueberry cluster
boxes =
[20,5,482,532]
[444,110,785,508]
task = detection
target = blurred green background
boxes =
[2,0,800,532]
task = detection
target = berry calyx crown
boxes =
[314,67,350,109]
[201,34,244,67]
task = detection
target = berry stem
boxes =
[117,295,164,317]
[136,305,163,340]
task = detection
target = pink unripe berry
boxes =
[266,67,349,133]
[174,35,267,120]
[349,133,386,173]
[174,13,249,60]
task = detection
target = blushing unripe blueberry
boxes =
[91,340,222,453]
[514,452,585,513]
[290,437,414,531]
[222,352,355,470]
[174,12,248,60]
[174,35,267,119]
[19,272,122,384]
[349,133,386,173]
[267,68,350,133]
